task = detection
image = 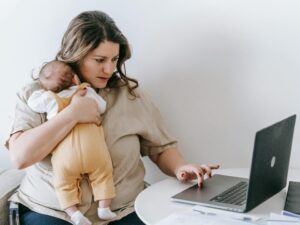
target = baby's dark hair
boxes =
[39,60,74,93]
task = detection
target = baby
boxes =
[28,60,116,225]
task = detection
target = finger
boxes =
[197,168,204,179]
[180,171,187,178]
[179,170,195,182]
[197,173,203,188]
[185,167,203,180]
[96,114,101,126]
[208,164,220,170]
[179,171,188,181]
[190,168,203,188]
[201,164,212,178]
[77,89,87,96]
[181,169,197,181]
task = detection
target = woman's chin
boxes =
[91,82,108,89]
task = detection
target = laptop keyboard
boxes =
[210,181,248,206]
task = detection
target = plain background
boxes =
[0,0,299,183]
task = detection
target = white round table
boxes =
[135,168,300,225]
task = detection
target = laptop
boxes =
[172,115,296,213]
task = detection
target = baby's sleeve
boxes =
[27,90,51,113]
[86,87,107,114]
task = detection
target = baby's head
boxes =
[39,60,75,92]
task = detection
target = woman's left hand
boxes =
[175,164,220,188]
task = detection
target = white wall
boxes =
[1,0,299,183]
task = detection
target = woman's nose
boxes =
[103,62,115,74]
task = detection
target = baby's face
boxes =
[56,64,75,83]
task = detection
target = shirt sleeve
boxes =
[5,82,46,149]
[136,89,178,156]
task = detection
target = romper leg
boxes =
[88,160,115,201]
[51,151,82,210]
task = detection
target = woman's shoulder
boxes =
[110,81,141,98]
[17,80,43,100]
[115,83,157,107]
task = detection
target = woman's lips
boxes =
[97,77,109,81]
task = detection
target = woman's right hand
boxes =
[68,89,102,125]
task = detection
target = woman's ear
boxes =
[72,74,81,85]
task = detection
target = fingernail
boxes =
[180,172,185,178]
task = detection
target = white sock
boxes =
[97,207,116,220]
[70,210,92,225]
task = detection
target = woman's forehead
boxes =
[90,41,119,57]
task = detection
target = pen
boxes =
[282,210,300,218]
[193,208,254,221]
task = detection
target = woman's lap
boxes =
[19,204,144,225]
[19,204,72,225]
[109,212,145,225]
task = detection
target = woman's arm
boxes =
[149,148,186,177]
[9,90,101,169]
[149,147,219,187]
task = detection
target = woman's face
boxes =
[78,41,120,89]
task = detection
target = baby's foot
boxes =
[71,210,92,225]
[97,207,116,220]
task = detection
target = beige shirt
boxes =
[6,81,177,224]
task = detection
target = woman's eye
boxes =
[95,58,105,63]
[112,58,119,62]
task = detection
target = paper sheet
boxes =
[192,205,260,221]
[267,213,300,225]
[154,210,258,225]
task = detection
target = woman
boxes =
[7,11,219,225]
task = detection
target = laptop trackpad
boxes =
[172,174,248,203]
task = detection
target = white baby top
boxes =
[28,86,106,120]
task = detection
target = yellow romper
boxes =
[50,84,115,210]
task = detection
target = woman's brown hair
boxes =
[56,11,138,96]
